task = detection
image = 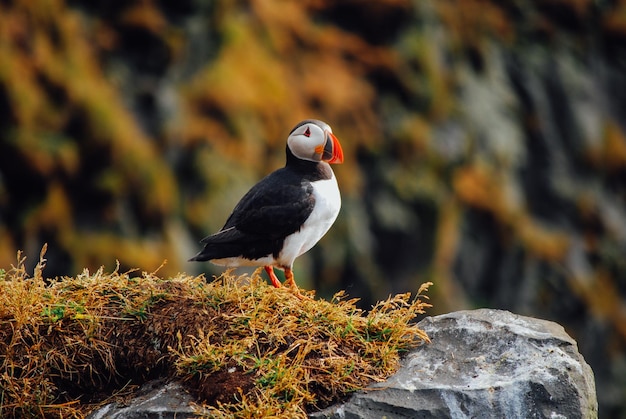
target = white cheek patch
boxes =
[288,136,320,162]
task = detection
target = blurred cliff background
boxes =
[1,0,625,416]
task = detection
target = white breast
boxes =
[278,174,341,267]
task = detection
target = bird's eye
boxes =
[304,127,311,137]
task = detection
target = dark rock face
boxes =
[311,309,597,419]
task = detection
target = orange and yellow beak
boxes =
[321,132,344,164]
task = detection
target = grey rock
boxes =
[87,380,197,419]
[310,309,597,419]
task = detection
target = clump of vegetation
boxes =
[0,248,431,418]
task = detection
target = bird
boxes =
[189,119,344,298]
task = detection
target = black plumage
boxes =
[189,146,332,262]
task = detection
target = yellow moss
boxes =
[602,121,626,171]
[0,249,431,418]
[24,180,73,234]
[516,216,570,262]
[453,162,570,262]
[603,2,626,35]
[436,0,515,47]
[567,268,626,342]
[0,0,183,280]
[175,273,431,417]
[453,163,510,214]
[120,1,168,33]
[431,197,471,311]
[179,0,386,196]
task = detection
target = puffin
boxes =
[189,119,344,298]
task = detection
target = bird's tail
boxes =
[188,253,205,262]
[188,251,213,262]
[188,242,238,262]
[188,247,215,262]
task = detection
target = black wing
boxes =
[190,168,315,261]
[222,170,314,237]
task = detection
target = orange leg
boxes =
[283,267,295,288]
[284,267,306,299]
[264,266,282,288]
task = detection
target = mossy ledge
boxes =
[0,248,431,418]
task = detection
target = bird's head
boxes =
[287,120,344,164]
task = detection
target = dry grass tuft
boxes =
[0,247,431,418]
